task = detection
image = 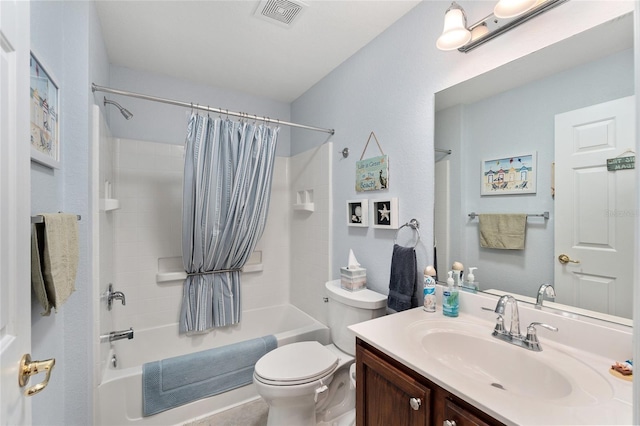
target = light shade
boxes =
[470,22,489,41]
[493,0,538,19]
[436,2,472,51]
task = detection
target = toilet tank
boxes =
[325,280,387,356]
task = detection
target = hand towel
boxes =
[479,214,527,250]
[31,224,52,316]
[39,213,79,310]
[386,244,419,314]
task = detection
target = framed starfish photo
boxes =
[347,199,369,227]
[372,198,398,229]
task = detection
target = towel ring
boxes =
[394,219,421,248]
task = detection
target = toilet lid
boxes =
[254,341,339,384]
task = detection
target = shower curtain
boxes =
[179,113,278,333]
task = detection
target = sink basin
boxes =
[407,320,613,406]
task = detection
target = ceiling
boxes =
[96,0,421,103]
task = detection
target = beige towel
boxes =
[31,224,52,315]
[479,214,527,250]
[38,213,79,311]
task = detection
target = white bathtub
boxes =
[96,304,330,425]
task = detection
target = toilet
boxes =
[253,280,387,426]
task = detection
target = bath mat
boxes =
[142,334,277,416]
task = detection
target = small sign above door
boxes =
[606,156,635,171]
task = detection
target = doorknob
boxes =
[558,254,580,264]
[18,354,56,397]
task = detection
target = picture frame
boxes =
[347,200,368,227]
[371,198,399,229]
[30,51,60,169]
[481,152,537,195]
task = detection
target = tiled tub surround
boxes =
[350,289,633,425]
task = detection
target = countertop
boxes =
[349,290,633,425]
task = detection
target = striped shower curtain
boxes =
[179,113,278,333]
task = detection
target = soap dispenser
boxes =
[443,271,459,317]
[465,267,479,292]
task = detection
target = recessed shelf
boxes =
[293,203,315,212]
[100,198,120,211]
[156,251,264,284]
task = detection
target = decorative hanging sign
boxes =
[607,156,635,171]
[356,132,389,192]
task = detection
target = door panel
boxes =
[0,1,32,424]
[555,96,635,318]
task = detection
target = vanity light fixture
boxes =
[436,0,569,53]
[436,2,472,51]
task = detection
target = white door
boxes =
[1,1,32,424]
[554,96,635,318]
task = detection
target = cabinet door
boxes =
[443,398,494,426]
[357,345,431,426]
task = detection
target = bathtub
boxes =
[96,304,330,425]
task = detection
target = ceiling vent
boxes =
[254,0,308,28]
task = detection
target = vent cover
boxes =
[254,0,307,27]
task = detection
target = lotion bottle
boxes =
[443,271,459,317]
[423,265,437,313]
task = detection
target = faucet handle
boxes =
[492,315,505,335]
[525,322,558,351]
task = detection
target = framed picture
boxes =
[372,198,399,229]
[30,52,60,169]
[347,200,368,227]
[481,152,537,195]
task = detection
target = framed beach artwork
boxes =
[481,152,537,196]
[30,52,60,169]
[347,200,368,227]
[371,198,399,229]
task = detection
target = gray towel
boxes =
[386,244,419,313]
[31,224,51,315]
[142,334,277,417]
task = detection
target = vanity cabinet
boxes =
[356,339,503,426]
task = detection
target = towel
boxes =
[479,214,527,250]
[386,244,419,314]
[142,334,277,417]
[31,224,51,315]
[31,214,79,313]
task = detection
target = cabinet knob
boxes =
[443,421,457,426]
[409,397,421,410]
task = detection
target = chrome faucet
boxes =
[100,328,134,343]
[106,283,126,310]
[535,283,556,309]
[491,294,558,351]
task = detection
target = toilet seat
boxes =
[254,341,339,386]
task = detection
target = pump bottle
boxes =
[443,271,459,317]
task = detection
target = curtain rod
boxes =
[91,83,335,135]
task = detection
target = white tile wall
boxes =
[290,143,332,325]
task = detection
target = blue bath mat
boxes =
[142,334,277,416]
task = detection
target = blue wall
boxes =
[30,1,109,424]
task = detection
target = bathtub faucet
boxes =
[106,283,126,310]
[100,328,134,343]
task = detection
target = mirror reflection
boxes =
[434,13,635,323]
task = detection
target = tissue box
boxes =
[340,267,367,291]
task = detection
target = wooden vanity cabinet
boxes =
[356,339,503,426]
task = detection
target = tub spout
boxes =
[100,328,134,343]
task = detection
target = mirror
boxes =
[434,13,634,324]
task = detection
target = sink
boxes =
[407,320,614,406]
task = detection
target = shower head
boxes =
[103,97,133,120]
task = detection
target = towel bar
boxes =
[468,212,549,220]
[31,214,82,224]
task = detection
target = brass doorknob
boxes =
[558,254,580,265]
[18,354,55,396]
